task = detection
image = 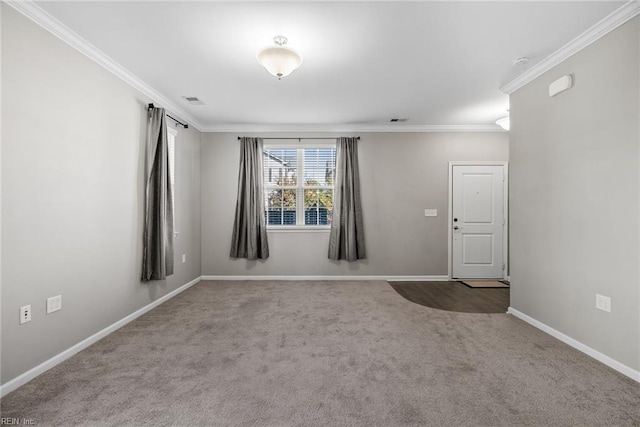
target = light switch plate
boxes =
[47,295,62,314]
[424,209,438,217]
[595,294,611,312]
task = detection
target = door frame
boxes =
[447,161,509,280]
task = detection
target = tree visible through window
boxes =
[263,145,336,227]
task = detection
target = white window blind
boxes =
[263,143,336,227]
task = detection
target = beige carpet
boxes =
[1,280,638,426]
[460,280,510,288]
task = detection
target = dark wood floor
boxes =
[388,281,509,313]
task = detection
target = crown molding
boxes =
[500,0,640,95]
[5,0,205,131]
[200,124,505,133]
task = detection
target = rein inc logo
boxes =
[0,419,35,425]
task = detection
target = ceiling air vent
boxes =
[390,118,408,122]
[183,96,205,105]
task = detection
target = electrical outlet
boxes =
[20,305,32,324]
[47,295,62,314]
[182,254,186,263]
[424,209,438,217]
[596,294,611,312]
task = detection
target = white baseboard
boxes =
[507,307,639,383]
[201,275,449,281]
[0,276,203,398]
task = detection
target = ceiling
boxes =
[32,1,628,131]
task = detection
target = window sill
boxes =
[267,226,331,233]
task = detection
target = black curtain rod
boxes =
[148,103,188,129]
[167,115,188,129]
[237,136,360,141]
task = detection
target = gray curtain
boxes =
[142,107,174,281]
[230,137,270,260]
[328,137,366,261]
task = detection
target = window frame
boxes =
[263,140,336,231]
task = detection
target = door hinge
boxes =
[502,263,506,271]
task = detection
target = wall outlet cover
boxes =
[20,305,32,324]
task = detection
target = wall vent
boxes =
[183,96,205,105]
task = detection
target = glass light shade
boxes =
[257,46,303,79]
[496,117,510,130]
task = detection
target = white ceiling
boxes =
[33,1,627,131]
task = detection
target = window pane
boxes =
[266,209,281,225]
[267,189,282,207]
[283,209,296,225]
[264,148,297,186]
[282,189,296,208]
[304,189,318,208]
[303,148,336,187]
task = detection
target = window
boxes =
[167,127,177,232]
[263,143,336,228]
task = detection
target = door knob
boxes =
[454,226,459,230]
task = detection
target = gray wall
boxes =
[510,17,639,370]
[201,132,508,276]
[1,5,202,384]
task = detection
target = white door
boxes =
[451,165,506,279]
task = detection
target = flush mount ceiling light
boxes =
[257,36,303,80]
